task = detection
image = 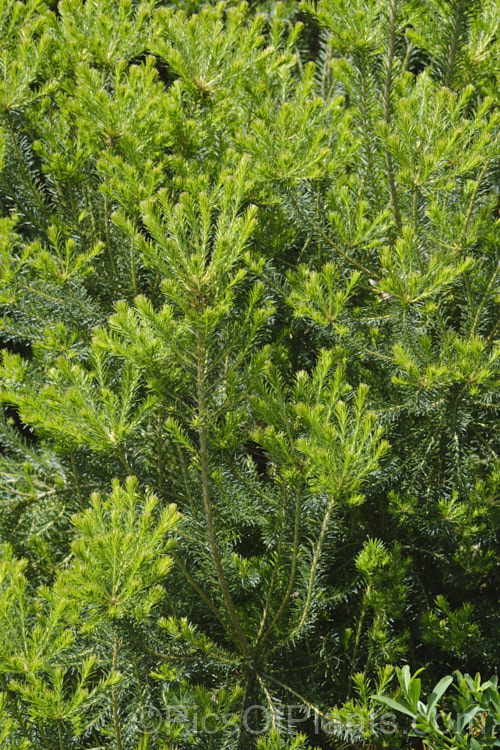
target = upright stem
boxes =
[112,636,123,750]
[130,236,138,296]
[257,485,302,650]
[175,443,199,522]
[172,551,229,633]
[383,0,402,233]
[288,191,381,279]
[5,111,51,226]
[289,497,337,640]
[0,674,41,750]
[84,166,98,247]
[196,330,250,657]
[347,584,371,698]
[57,719,64,750]
[255,673,278,730]
[157,411,164,494]
[71,451,84,509]
[267,675,328,721]
[255,491,288,641]
[470,261,500,339]
[104,196,121,285]
[460,131,500,315]
[402,309,421,360]
[444,0,464,88]
[236,673,257,750]
[117,446,133,475]
[358,57,383,213]
[132,653,148,741]
[459,131,500,247]
[485,315,500,347]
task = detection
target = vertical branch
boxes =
[132,653,149,742]
[470,261,500,338]
[157,411,164,494]
[112,636,123,750]
[174,442,199,522]
[459,131,500,248]
[71,451,84,509]
[84,165,98,247]
[413,184,425,273]
[130,236,138,296]
[57,718,65,750]
[402,309,422,360]
[196,329,250,658]
[288,190,381,279]
[444,0,465,88]
[150,270,161,305]
[0,674,41,750]
[347,585,371,698]
[288,497,337,640]
[255,673,278,730]
[485,316,500,347]
[383,0,403,233]
[5,111,51,226]
[358,56,383,213]
[257,485,303,650]
[104,196,121,286]
[255,490,288,641]
[171,551,229,633]
[117,446,133,475]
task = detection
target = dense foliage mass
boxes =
[0,0,499,747]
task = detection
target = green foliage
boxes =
[328,666,395,745]
[374,665,500,750]
[0,479,179,748]
[0,0,499,746]
[256,730,313,749]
